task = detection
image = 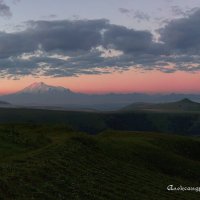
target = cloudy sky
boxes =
[0,0,200,94]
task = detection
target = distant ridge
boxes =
[0,100,10,106]
[122,98,200,112]
[1,82,200,111]
[178,98,194,103]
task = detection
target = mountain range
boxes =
[1,82,200,110]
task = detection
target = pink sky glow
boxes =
[0,69,200,95]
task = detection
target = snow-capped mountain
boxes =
[0,82,76,106]
[19,82,71,94]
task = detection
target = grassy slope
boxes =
[0,107,200,135]
[0,124,199,199]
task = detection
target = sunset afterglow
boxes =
[1,69,200,95]
[0,0,200,96]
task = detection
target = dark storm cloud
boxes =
[0,19,108,58]
[0,18,158,58]
[1,10,200,78]
[0,0,12,17]
[0,31,37,58]
[26,19,107,52]
[104,25,153,53]
[103,24,166,55]
[0,19,162,77]
[159,9,200,53]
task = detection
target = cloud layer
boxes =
[1,8,200,78]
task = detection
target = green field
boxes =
[0,123,199,199]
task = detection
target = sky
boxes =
[0,0,200,94]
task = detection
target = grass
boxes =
[0,124,199,199]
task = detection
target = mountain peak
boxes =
[19,82,72,94]
[27,82,47,88]
[33,82,45,86]
[178,98,194,104]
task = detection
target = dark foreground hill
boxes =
[122,98,200,112]
[0,124,200,199]
[0,107,199,135]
